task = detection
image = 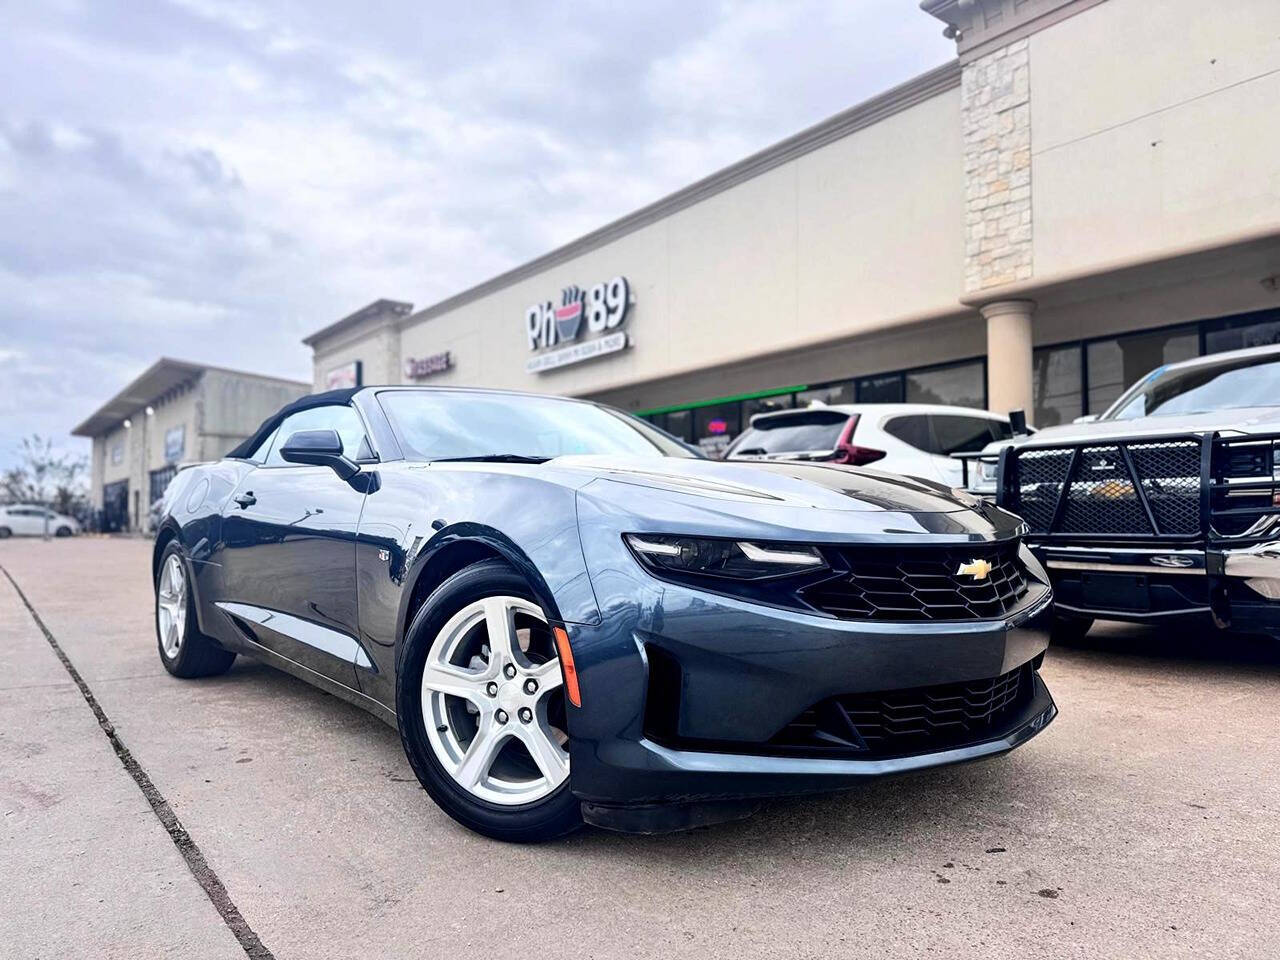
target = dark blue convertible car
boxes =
[153,386,1056,840]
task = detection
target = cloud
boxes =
[0,0,948,471]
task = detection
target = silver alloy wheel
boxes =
[422,596,569,806]
[157,553,187,659]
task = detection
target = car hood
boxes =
[546,454,975,514]
[984,405,1280,453]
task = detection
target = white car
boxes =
[724,403,1017,486]
[0,504,81,538]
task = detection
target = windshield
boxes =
[378,390,698,460]
[1104,352,1280,420]
[728,410,849,455]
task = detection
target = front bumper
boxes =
[577,675,1057,832]
[563,527,1057,820]
[1036,541,1280,634]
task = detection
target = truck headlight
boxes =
[968,458,999,494]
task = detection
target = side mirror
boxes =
[1008,409,1029,436]
[279,429,359,480]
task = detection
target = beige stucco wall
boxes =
[97,425,131,487]
[377,87,964,399]
[1030,0,1280,279]
[1034,263,1280,350]
[200,369,309,458]
[143,390,198,469]
[313,318,402,391]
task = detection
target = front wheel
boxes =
[397,560,581,842]
[155,543,236,678]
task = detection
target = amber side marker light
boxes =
[552,626,582,708]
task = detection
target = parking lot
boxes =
[1,536,1278,959]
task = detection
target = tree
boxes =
[2,435,89,517]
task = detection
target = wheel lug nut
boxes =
[518,707,532,723]
[503,664,517,679]
[523,678,538,694]
[486,682,498,696]
[495,709,509,724]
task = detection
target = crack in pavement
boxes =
[1,564,276,960]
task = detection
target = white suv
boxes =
[0,504,81,538]
[724,403,1016,486]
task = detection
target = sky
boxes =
[0,0,950,471]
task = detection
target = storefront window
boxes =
[796,381,854,407]
[905,361,985,409]
[856,373,903,403]
[742,394,795,426]
[1032,344,1083,427]
[1086,325,1198,414]
[1205,310,1280,353]
[693,403,741,459]
[665,409,694,443]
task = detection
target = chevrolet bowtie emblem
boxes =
[956,558,993,580]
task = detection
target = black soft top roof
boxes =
[225,387,358,459]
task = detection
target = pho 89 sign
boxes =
[525,276,632,373]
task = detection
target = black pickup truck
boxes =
[967,344,1280,641]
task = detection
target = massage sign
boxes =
[524,276,632,372]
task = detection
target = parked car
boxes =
[725,403,1017,487]
[0,504,80,538]
[965,343,1280,642]
[152,386,1055,840]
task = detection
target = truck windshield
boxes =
[377,390,699,460]
[1105,352,1280,420]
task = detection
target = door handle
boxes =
[233,492,257,509]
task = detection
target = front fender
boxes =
[352,464,602,712]
[393,521,593,650]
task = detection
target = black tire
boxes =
[155,541,236,678]
[396,559,582,842]
[55,526,72,538]
[1050,614,1094,644]
[0,527,10,539]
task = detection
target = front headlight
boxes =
[968,458,999,495]
[624,534,826,580]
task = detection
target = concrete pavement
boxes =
[3,536,1279,959]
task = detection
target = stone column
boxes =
[962,37,1032,293]
[982,299,1035,416]
[961,31,1035,420]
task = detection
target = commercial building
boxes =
[73,359,309,532]
[305,0,1280,456]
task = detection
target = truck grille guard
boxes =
[995,431,1280,547]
